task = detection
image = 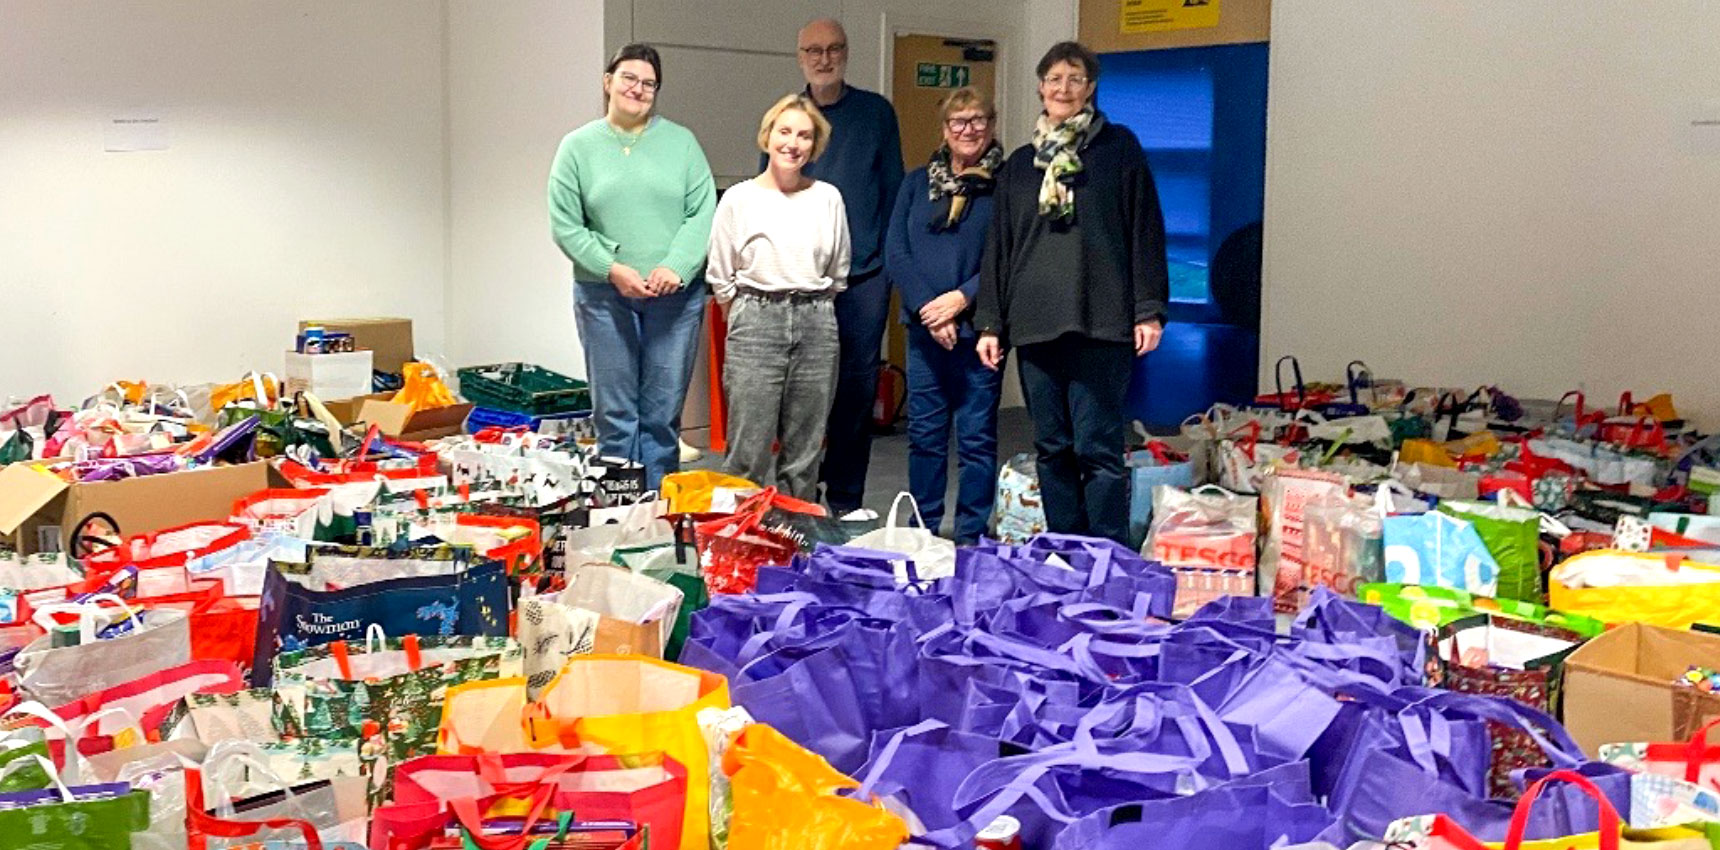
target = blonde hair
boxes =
[756,94,832,162]
[938,86,996,123]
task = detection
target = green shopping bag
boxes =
[1358,582,1606,637]
[625,514,713,662]
[1438,499,1543,602]
[0,756,152,850]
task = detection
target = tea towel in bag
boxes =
[272,625,521,764]
[15,595,192,706]
[991,453,1047,544]
[847,492,957,582]
[1383,510,1502,596]
[518,564,683,696]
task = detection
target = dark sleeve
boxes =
[1129,144,1171,326]
[758,150,769,174]
[973,162,1012,343]
[885,174,936,314]
[878,101,906,234]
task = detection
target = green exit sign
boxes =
[915,62,971,88]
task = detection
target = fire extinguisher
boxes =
[872,362,908,431]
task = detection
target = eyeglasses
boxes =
[1041,74,1090,89]
[945,116,992,133]
[613,71,659,93]
[799,43,848,61]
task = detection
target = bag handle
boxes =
[1273,355,1306,411]
[1684,715,1720,783]
[32,593,141,645]
[0,754,75,801]
[450,789,558,850]
[184,767,324,850]
[885,491,929,531]
[1502,769,1620,850]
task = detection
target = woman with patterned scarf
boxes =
[972,41,1170,546]
[884,86,1006,543]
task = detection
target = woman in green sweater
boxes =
[549,44,718,488]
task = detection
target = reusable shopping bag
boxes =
[374,751,688,850]
[724,723,907,850]
[1398,769,1712,849]
[1439,499,1544,602]
[188,759,370,849]
[1357,583,1606,636]
[1383,510,1502,596]
[1147,484,1258,617]
[1298,491,1384,602]
[518,564,682,694]
[1548,551,1720,629]
[252,546,509,683]
[1125,438,1195,549]
[0,755,154,850]
[846,492,957,582]
[695,498,797,595]
[990,453,1047,543]
[1262,468,1350,611]
[15,595,193,705]
[273,627,522,764]
[1049,761,1334,850]
[660,469,758,513]
[438,656,730,850]
[1598,717,1720,802]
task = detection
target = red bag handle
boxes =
[1685,716,1720,783]
[184,768,325,850]
[1555,390,1587,423]
[1618,391,1636,416]
[449,790,557,850]
[1502,769,1621,850]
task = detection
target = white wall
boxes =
[0,0,448,402]
[445,0,606,378]
[1262,1,1720,423]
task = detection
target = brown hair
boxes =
[938,86,997,123]
[603,43,662,110]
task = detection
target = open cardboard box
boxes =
[0,460,274,554]
[297,317,414,375]
[355,396,473,442]
[1561,621,1720,753]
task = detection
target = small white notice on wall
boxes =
[1684,100,1720,155]
[105,113,169,152]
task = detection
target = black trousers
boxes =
[1016,335,1134,545]
[819,267,888,512]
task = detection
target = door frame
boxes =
[877,12,1015,128]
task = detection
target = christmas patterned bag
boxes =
[694,508,796,596]
[272,627,521,766]
[1428,614,1589,798]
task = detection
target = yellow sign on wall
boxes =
[1120,0,1222,33]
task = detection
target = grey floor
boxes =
[685,406,1037,537]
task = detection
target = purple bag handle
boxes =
[1406,689,1586,768]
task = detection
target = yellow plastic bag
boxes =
[440,656,726,850]
[1549,550,1720,629]
[391,361,457,413]
[724,724,907,850]
[661,470,759,513]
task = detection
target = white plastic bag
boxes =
[847,492,957,583]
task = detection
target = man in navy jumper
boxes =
[768,18,904,514]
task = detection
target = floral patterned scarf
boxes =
[925,140,1005,231]
[1031,106,1102,221]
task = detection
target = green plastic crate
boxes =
[456,362,590,416]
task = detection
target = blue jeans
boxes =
[1017,335,1134,545]
[906,324,1002,543]
[819,267,889,512]
[573,280,706,489]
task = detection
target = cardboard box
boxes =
[1561,622,1720,753]
[0,460,273,554]
[355,397,473,442]
[284,350,374,400]
[297,317,414,375]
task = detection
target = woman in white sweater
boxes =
[706,93,851,500]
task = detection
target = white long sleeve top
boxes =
[704,178,851,303]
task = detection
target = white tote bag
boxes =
[14,595,191,706]
[848,492,957,583]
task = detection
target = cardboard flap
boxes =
[0,463,69,534]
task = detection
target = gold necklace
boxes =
[606,118,647,155]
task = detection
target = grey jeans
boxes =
[722,292,839,501]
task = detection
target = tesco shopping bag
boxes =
[15,595,192,706]
[1383,511,1501,596]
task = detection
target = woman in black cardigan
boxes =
[973,40,1170,545]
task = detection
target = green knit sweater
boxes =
[548,116,717,285]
